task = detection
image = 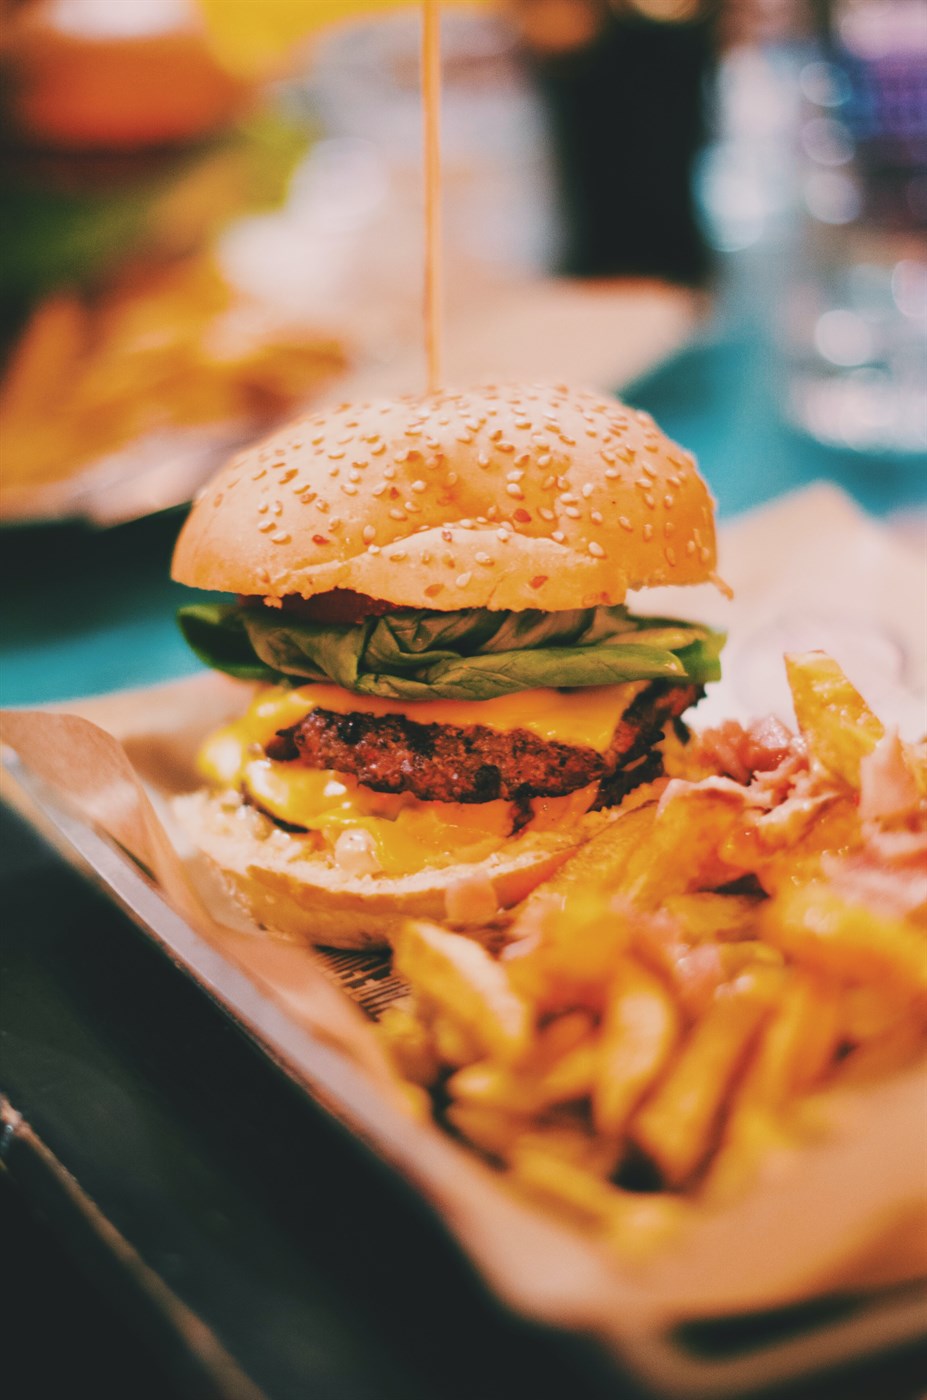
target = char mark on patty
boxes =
[266,682,702,806]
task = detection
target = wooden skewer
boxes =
[422,0,442,395]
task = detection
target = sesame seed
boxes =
[367,544,381,555]
[581,483,594,498]
[352,458,368,469]
[328,451,345,461]
[477,451,491,468]
[421,551,432,563]
[668,474,681,488]
[258,502,269,515]
[699,545,711,563]
[539,507,555,521]
[389,507,407,521]
[564,506,581,519]
[383,466,396,479]
[643,523,654,541]
[349,469,362,482]
[272,501,282,515]
[341,483,358,496]
[371,484,387,497]
[362,525,376,543]
[316,500,329,513]
[537,454,552,467]
[645,495,656,510]
[271,531,291,545]
[506,483,525,499]
[251,468,267,480]
[411,479,427,492]
[371,442,386,455]
[605,468,620,480]
[506,469,524,483]
[664,493,675,509]
[498,441,515,453]
[618,515,633,532]
[496,528,511,542]
[456,432,473,444]
[390,550,407,562]
[686,539,696,555]
[551,530,565,543]
[591,510,603,524]
[258,521,275,533]
[588,541,606,558]
[446,472,459,486]
[475,552,493,565]
[664,521,675,537]
[600,452,615,465]
[311,434,325,446]
[665,546,677,566]
[456,571,473,588]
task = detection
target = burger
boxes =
[171,383,724,947]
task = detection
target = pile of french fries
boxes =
[0,260,345,492]
[378,653,927,1254]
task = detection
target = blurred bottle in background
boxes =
[510,0,719,285]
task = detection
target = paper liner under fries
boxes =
[2,485,926,1341]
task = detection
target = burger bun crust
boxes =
[175,789,607,948]
[172,383,717,613]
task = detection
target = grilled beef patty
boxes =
[266,682,701,806]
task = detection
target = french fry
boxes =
[377,1004,440,1086]
[523,801,658,904]
[630,969,780,1187]
[592,958,679,1137]
[785,651,884,788]
[509,1148,687,1258]
[736,972,841,1111]
[761,885,927,1000]
[393,920,531,1062]
[448,1040,599,1115]
[664,892,763,941]
[502,892,630,1012]
[623,787,749,909]
[445,1101,532,1160]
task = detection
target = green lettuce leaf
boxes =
[178,602,724,701]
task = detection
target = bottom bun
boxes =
[175,789,610,949]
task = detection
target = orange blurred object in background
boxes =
[1,0,251,149]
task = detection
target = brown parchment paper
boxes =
[3,665,926,1347]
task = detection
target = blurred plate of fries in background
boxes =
[0,252,347,527]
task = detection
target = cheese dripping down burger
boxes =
[171,383,725,947]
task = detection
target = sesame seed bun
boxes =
[175,788,603,948]
[172,383,717,611]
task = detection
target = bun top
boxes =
[172,383,718,612]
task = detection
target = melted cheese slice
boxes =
[196,681,627,874]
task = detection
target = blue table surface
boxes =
[2,326,924,709]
